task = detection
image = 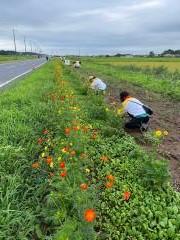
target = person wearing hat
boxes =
[74,60,81,68]
[88,76,107,92]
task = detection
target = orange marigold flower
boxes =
[46,156,53,165]
[106,175,115,182]
[123,191,131,201]
[100,155,109,162]
[43,129,49,134]
[59,161,66,169]
[60,171,67,177]
[32,162,39,169]
[37,138,43,145]
[72,126,80,131]
[84,209,96,222]
[65,128,71,135]
[80,183,88,190]
[105,181,114,188]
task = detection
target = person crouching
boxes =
[119,91,150,131]
[88,76,107,94]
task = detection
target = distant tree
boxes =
[162,49,175,55]
[149,51,155,57]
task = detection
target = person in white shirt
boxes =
[64,59,70,65]
[74,60,81,68]
[88,76,107,92]
[119,91,150,131]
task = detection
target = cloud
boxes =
[0,0,179,54]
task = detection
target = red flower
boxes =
[100,155,109,162]
[60,171,67,177]
[65,128,71,135]
[72,126,80,131]
[32,162,39,169]
[37,138,43,145]
[84,209,96,222]
[123,191,131,201]
[46,156,53,165]
[59,161,66,169]
[80,183,88,190]
[43,129,49,134]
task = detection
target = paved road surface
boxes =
[0,58,46,88]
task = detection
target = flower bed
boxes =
[32,60,180,239]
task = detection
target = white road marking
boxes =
[0,61,46,88]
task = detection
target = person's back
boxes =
[74,61,81,68]
[91,78,106,91]
[122,97,147,117]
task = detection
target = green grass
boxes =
[0,61,58,239]
[0,54,36,63]
[1,60,179,239]
[80,58,180,100]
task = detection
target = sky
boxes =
[0,0,179,55]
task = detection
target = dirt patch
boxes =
[71,67,180,191]
[106,81,180,191]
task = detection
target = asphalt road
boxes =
[0,58,46,88]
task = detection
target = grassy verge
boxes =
[80,59,180,100]
[0,61,60,239]
[0,54,36,63]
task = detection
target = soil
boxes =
[106,80,180,191]
[73,67,180,191]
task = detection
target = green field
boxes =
[0,54,36,63]
[80,57,180,100]
[0,59,179,239]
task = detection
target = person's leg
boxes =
[125,117,141,129]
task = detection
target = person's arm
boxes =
[117,105,125,116]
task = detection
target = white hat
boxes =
[88,75,95,81]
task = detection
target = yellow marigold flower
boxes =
[50,162,54,168]
[163,130,168,136]
[155,130,162,137]
[117,108,124,115]
[41,152,46,158]
[85,168,90,173]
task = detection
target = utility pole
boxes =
[24,36,27,53]
[12,29,17,53]
[30,41,33,53]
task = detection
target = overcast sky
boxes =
[0,0,179,55]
